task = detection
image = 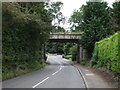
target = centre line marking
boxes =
[59,66,62,70]
[52,71,59,75]
[32,77,49,88]
[59,67,62,71]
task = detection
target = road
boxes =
[2,55,86,88]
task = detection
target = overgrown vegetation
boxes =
[69,2,113,59]
[63,43,74,56]
[111,2,120,33]
[69,1,120,68]
[91,32,120,74]
[47,42,65,54]
[81,2,112,57]
[2,2,51,80]
[69,44,78,61]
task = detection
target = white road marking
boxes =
[32,77,49,88]
[86,73,94,76]
[77,67,89,88]
[52,71,59,75]
[59,66,62,71]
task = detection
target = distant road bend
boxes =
[2,55,86,88]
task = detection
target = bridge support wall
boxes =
[80,46,83,61]
[77,45,80,63]
[77,44,83,63]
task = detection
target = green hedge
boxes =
[2,3,51,80]
[91,31,120,74]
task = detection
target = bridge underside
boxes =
[48,39,79,43]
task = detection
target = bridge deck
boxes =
[49,34,81,39]
[49,34,81,43]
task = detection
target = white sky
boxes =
[51,0,115,30]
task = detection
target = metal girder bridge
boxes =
[48,33,81,43]
[47,33,83,63]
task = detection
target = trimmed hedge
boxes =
[91,31,120,74]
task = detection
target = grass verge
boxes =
[2,63,47,81]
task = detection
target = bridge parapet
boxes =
[50,34,81,40]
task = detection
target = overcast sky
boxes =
[51,0,115,30]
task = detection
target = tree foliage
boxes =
[18,2,52,24]
[111,1,120,33]
[79,2,112,56]
[69,6,84,32]
[51,26,65,33]
[63,43,75,55]
[47,42,65,54]
[47,1,65,27]
[2,2,52,80]
[69,44,78,61]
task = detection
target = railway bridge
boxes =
[48,33,84,63]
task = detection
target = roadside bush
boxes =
[64,55,72,61]
[47,42,65,54]
[80,61,86,65]
[91,31,120,74]
[80,59,90,66]
[70,44,77,61]
[2,3,51,80]
[63,43,73,55]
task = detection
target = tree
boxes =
[69,44,77,61]
[47,42,65,54]
[80,2,112,57]
[111,1,120,33]
[69,6,84,32]
[52,26,65,33]
[48,1,65,27]
[18,2,52,24]
[63,43,74,55]
[2,2,52,80]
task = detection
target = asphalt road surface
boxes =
[2,55,86,88]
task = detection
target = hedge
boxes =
[91,31,120,74]
[2,3,51,80]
